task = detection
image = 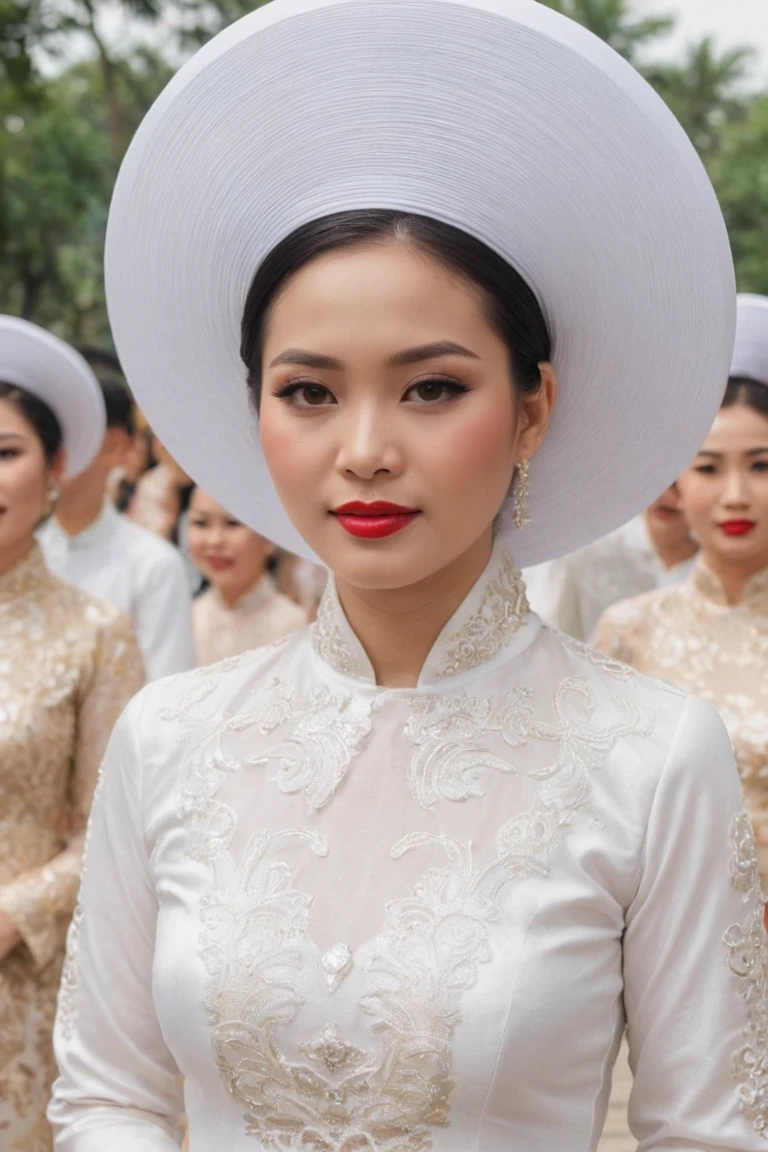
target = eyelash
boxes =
[0,448,21,460]
[270,375,470,408]
[693,462,768,474]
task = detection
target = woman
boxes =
[49,2,764,1149]
[188,486,306,665]
[594,293,768,881]
[0,316,144,1150]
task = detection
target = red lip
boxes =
[206,556,233,570]
[332,501,420,540]
[719,520,756,537]
[333,501,418,515]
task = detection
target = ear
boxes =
[50,447,67,484]
[516,362,557,461]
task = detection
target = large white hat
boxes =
[105,0,736,566]
[731,295,768,388]
[0,316,105,477]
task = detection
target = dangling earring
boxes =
[512,459,531,529]
[43,482,61,520]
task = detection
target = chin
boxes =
[316,537,448,592]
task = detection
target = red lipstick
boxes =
[332,500,420,540]
[719,520,755,537]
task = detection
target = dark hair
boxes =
[723,376,768,419]
[240,210,551,411]
[99,376,135,435]
[0,380,63,464]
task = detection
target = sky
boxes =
[639,0,768,85]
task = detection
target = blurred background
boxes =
[0,0,767,351]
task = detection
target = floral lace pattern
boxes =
[724,812,768,1138]
[435,550,529,678]
[593,564,768,879]
[312,590,366,679]
[169,647,656,1149]
[0,544,143,1145]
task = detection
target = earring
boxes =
[512,459,531,529]
[43,482,61,520]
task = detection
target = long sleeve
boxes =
[49,687,184,1150]
[0,612,144,970]
[134,548,194,679]
[623,693,768,1150]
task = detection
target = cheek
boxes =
[259,410,327,498]
[420,404,515,496]
[677,476,716,528]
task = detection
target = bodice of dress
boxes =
[50,543,768,1151]
[0,543,145,968]
[193,575,307,666]
[593,561,768,850]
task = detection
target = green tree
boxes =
[537,0,673,63]
[709,94,768,294]
[649,37,754,158]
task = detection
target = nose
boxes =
[335,401,404,480]
[722,467,750,509]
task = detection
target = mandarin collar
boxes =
[211,573,276,614]
[692,559,768,611]
[311,540,538,687]
[0,541,53,603]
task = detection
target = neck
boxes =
[0,536,35,580]
[335,532,494,688]
[55,487,107,537]
[700,550,768,605]
[215,573,265,610]
[644,516,698,571]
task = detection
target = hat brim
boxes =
[0,317,105,477]
[105,0,736,565]
[731,295,768,389]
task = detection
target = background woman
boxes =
[187,485,306,665]
[49,2,764,1149]
[594,293,768,881]
[0,316,144,1150]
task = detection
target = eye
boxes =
[403,376,470,405]
[0,447,20,460]
[272,380,336,409]
[693,464,717,475]
[752,460,768,473]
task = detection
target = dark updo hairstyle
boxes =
[723,376,768,419]
[240,210,551,412]
[0,381,63,464]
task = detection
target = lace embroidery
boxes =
[436,550,529,678]
[175,664,656,1148]
[724,811,768,1136]
[312,591,366,678]
[405,676,654,811]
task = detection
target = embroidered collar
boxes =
[692,559,768,611]
[311,541,536,686]
[0,541,53,603]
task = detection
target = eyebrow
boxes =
[268,340,481,371]
[696,448,768,458]
[0,432,26,442]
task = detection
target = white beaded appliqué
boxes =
[436,550,529,678]
[724,811,768,1137]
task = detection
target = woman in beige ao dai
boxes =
[0,318,144,1151]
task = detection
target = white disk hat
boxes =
[0,316,106,477]
[731,295,768,389]
[105,0,736,566]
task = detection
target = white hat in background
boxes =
[731,294,768,389]
[105,0,735,566]
[0,315,106,477]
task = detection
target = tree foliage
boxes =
[2,0,768,343]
